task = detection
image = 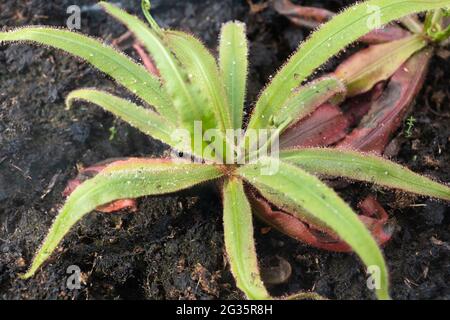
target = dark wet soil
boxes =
[0,0,449,300]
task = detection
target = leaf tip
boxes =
[18,269,34,280]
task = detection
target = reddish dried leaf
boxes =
[248,190,393,252]
[97,199,137,213]
[132,42,160,77]
[63,157,138,213]
[337,49,432,153]
[280,103,349,149]
[279,82,383,150]
[342,82,386,126]
[359,26,410,44]
[111,30,133,48]
[111,31,160,77]
[272,0,333,29]
[278,37,424,151]
[358,196,393,246]
[334,36,425,97]
[62,158,127,196]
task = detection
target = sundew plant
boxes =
[1,0,450,300]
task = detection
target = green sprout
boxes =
[108,125,117,141]
[0,0,449,300]
[405,115,417,138]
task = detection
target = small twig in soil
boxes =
[41,172,61,199]
[10,163,32,180]
[408,203,427,207]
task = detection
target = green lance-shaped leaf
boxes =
[273,76,346,131]
[0,27,173,121]
[238,160,390,300]
[241,77,345,158]
[100,2,217,138]
[334,35,427,96]
[66,89,175,148]
[162,31,236,161]
[222,178,270,300]
[22,160,223,279]
[247,0,450,131]
[219,21,249,130]
[280,148,450,201]
[165,30,232,131]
